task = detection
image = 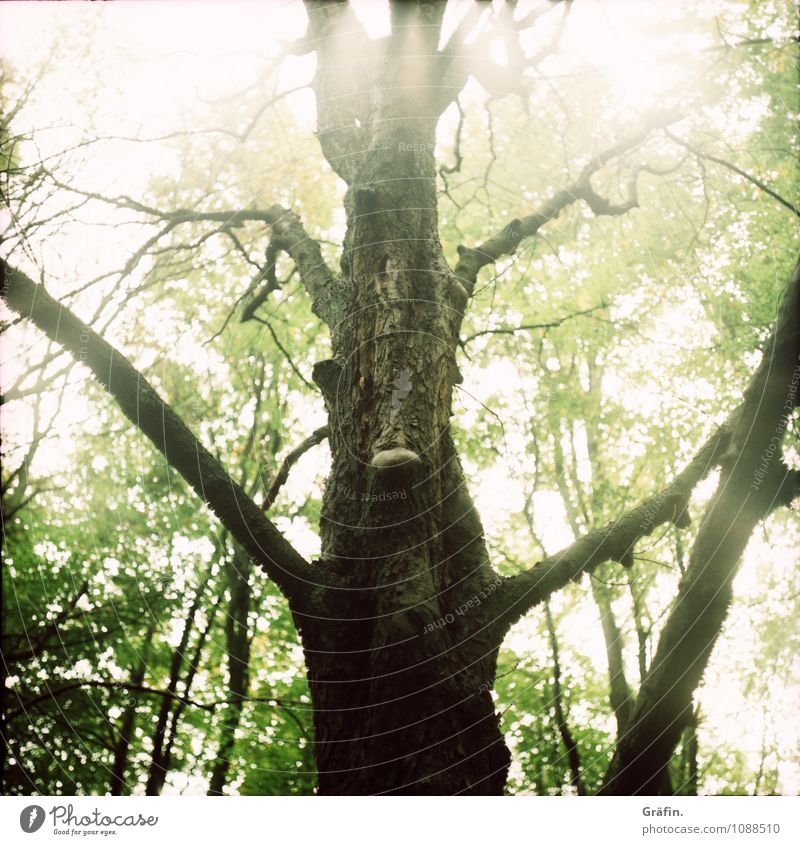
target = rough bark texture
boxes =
[293,2,510,794]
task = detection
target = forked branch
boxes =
[602,260,800,794]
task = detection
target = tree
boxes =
[2,0,798,795]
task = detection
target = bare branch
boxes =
[262,426,329,511]
[38,181,338,322]
[2,580,89,663]
[5,681,217,721]
[438,0,572,112]
[251,316,317,392]
[666,131,800,219]
[464,303,607,344]
[6,677,308,723]
[454,109,683,296]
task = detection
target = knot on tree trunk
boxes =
[370,447,422,474]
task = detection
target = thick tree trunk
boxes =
[295,2,510,794]
[297,155,509,794]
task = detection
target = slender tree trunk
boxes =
[544,603,584,794]
[682,707,699,796]
[146,575,209,795]
[208,547,252,795]
[110,622,156,795]
[591,580,633,739]
[627,571,649,683]
[158,596,221,791]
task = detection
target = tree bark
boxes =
[296,1,510,794]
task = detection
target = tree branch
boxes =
[262,426,329,511]
[437,0,572,113]
[6,678,306,723]
[0,260,321,601]
[453,109,682,296]
[6,680,216,721]
[493,423,730,629]
[666,131,800,219]
[3,579,89,663]
[601,260,800,794]
[463,303,607,343]
[42,180,338,323]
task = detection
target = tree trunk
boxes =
[601,263,800,794]
[110,622,156,795]
[208,547,252,795]
[296,2,510,794]
[682,708,699,795]
[146,575,209,795]
[591,580,633,740]
[159,595,221,791]
[544,603,584,794]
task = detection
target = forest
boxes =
[1,0,799,797]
